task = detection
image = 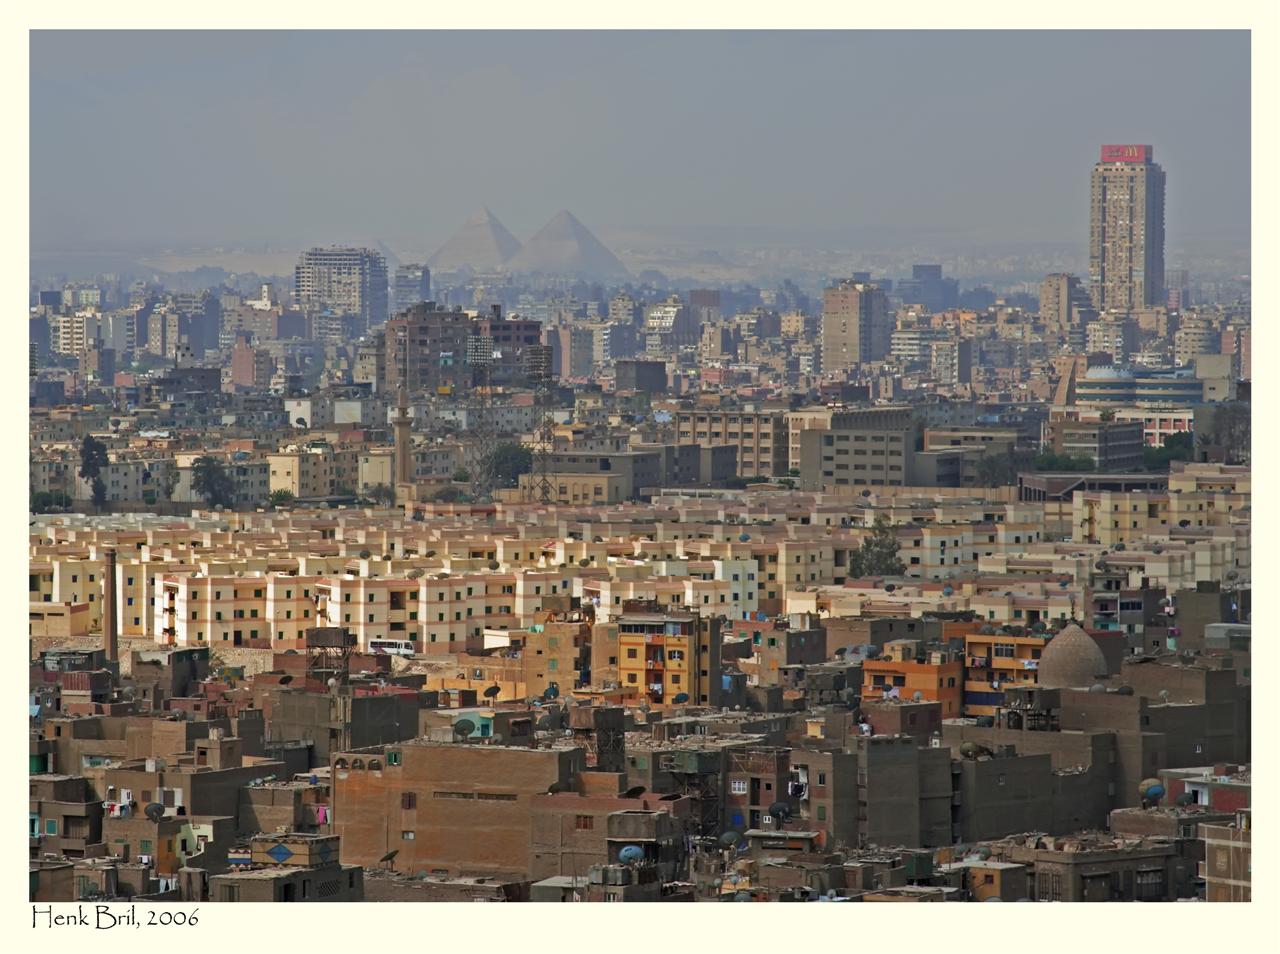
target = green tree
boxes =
[153,462,179,501]
[269,489,295,507]
[849,514,905,578]
[1142,432,1195,472]
[452,468,471,483]
[91,476,107,509]
[368,483,396,507]
[974,449,1014,488]
[1034,452,1094,472]
[1199,403,1250,464]
[192,456,236,508]
[481,442,533,489]
[432,485,466,503]
[78,435,108,485]
[31,490,72,513]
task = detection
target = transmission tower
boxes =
[466,333,498,502]
[524,343,557,504]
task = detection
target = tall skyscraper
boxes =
[393,264,431,315]
[294,247,389,333]
[1089,145,1166,314]
[820,279,890,374]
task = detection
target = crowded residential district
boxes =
[28,147,1250,903]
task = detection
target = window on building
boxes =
[730,780,748,795]
[574,815,594,831]
[401,792,416,810]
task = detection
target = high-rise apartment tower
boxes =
[1089,145,1165,314]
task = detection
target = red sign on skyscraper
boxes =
[1100,144,1153,163]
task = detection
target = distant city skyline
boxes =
[31,31,1250,261]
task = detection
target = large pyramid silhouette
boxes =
[428,208,522,272]
[504,210,630,279]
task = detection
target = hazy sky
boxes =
[30,30,1250,254]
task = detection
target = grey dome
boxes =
[1038,624,1108,690]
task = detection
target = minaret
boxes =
[103,546,118,664]
[393,382,412,487]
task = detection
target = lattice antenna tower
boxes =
[466,330,498,503]
[525,343,557,504]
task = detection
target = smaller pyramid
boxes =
[429,208,522,272]
[504,210,629,279]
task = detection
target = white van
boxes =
[367,639,415,657]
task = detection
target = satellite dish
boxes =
[453,718,476,738]
[547,781,565,795]
[1159,689,1170,701]
[1089,683,1106,693]
[624,785,647,798]
[884,583,896,593]
[672,692,690,704]
[719,830,743,848]
[912,691,923,703]
[143,803,165,822]
[483,684,501,699]
[942,586,954,597]
[278,674,293,685]
[327,678,338,689]
[543,683,560,700]
[618,844,645,864]
[378,849,399,865]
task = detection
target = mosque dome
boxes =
[1037,623,1108,690]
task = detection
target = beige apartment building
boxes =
[268,445,338,499]
[675,408,788,479]
[798,407,915,491]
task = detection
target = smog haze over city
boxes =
[32,30,1250,288]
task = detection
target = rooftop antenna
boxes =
[524,343,557,505]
